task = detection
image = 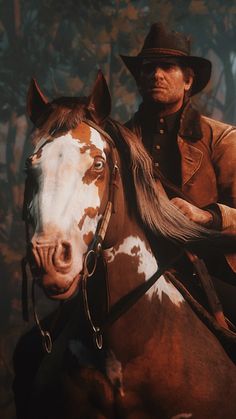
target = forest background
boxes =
[0,1,236,418]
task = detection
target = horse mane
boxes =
[105,118,224,245]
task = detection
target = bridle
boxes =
[21,118,185,353]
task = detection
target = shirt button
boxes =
[159,129,164,134]
[154,162,159,167]
[155,144,161,150]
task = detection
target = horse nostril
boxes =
[60,241,72,263]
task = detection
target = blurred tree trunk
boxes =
[14,0,21,37]
[222,51,236,122]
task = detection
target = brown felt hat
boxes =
[120,22,212,96]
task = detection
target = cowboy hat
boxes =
[120,22,212,96]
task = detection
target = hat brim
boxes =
[120,54,212,96]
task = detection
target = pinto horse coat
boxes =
[14,72,236,419]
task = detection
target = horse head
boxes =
[24,71,125,300]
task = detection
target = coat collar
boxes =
[133,100,203,142]
[178,101,203,141]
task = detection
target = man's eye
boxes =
[142,64,156,74]
[141,62,175,74]
[161,63,174,70]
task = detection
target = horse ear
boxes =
[88,70,111,124]
[27,78,48,125]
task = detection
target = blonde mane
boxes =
[107,120,219,244]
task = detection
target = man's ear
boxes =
[27,78,48,125]
[87,70,111,124]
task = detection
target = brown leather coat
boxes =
[126,102,236,272]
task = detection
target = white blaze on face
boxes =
[105,235,184,307]
[31,126,106,254]
[89,124,107,150]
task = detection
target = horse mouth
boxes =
[44,274,81,300]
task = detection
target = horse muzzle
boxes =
[30,237,82,299]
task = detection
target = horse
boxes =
[15,71,236,419]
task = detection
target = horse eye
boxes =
[93,158,105,171]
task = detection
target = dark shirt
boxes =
[138,103,182,186]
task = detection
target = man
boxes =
[120,22,236,318]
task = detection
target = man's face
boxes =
[139,59,193,108]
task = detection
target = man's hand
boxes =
[171,197,213,227]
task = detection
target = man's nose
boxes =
[154,66,164,79]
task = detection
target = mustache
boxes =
[147,83,167,89]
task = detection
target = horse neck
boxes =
[103,212,158,307]
[102,210,186,362]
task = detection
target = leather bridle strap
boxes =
[81,142,120,349]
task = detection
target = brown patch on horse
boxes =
[82,168,94,186]
[80,145,90,154]
[107,252,145,304]
[78,207,99,230]
[130,245,141,257]
[83,231,94,246]
[71,122,91,144]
